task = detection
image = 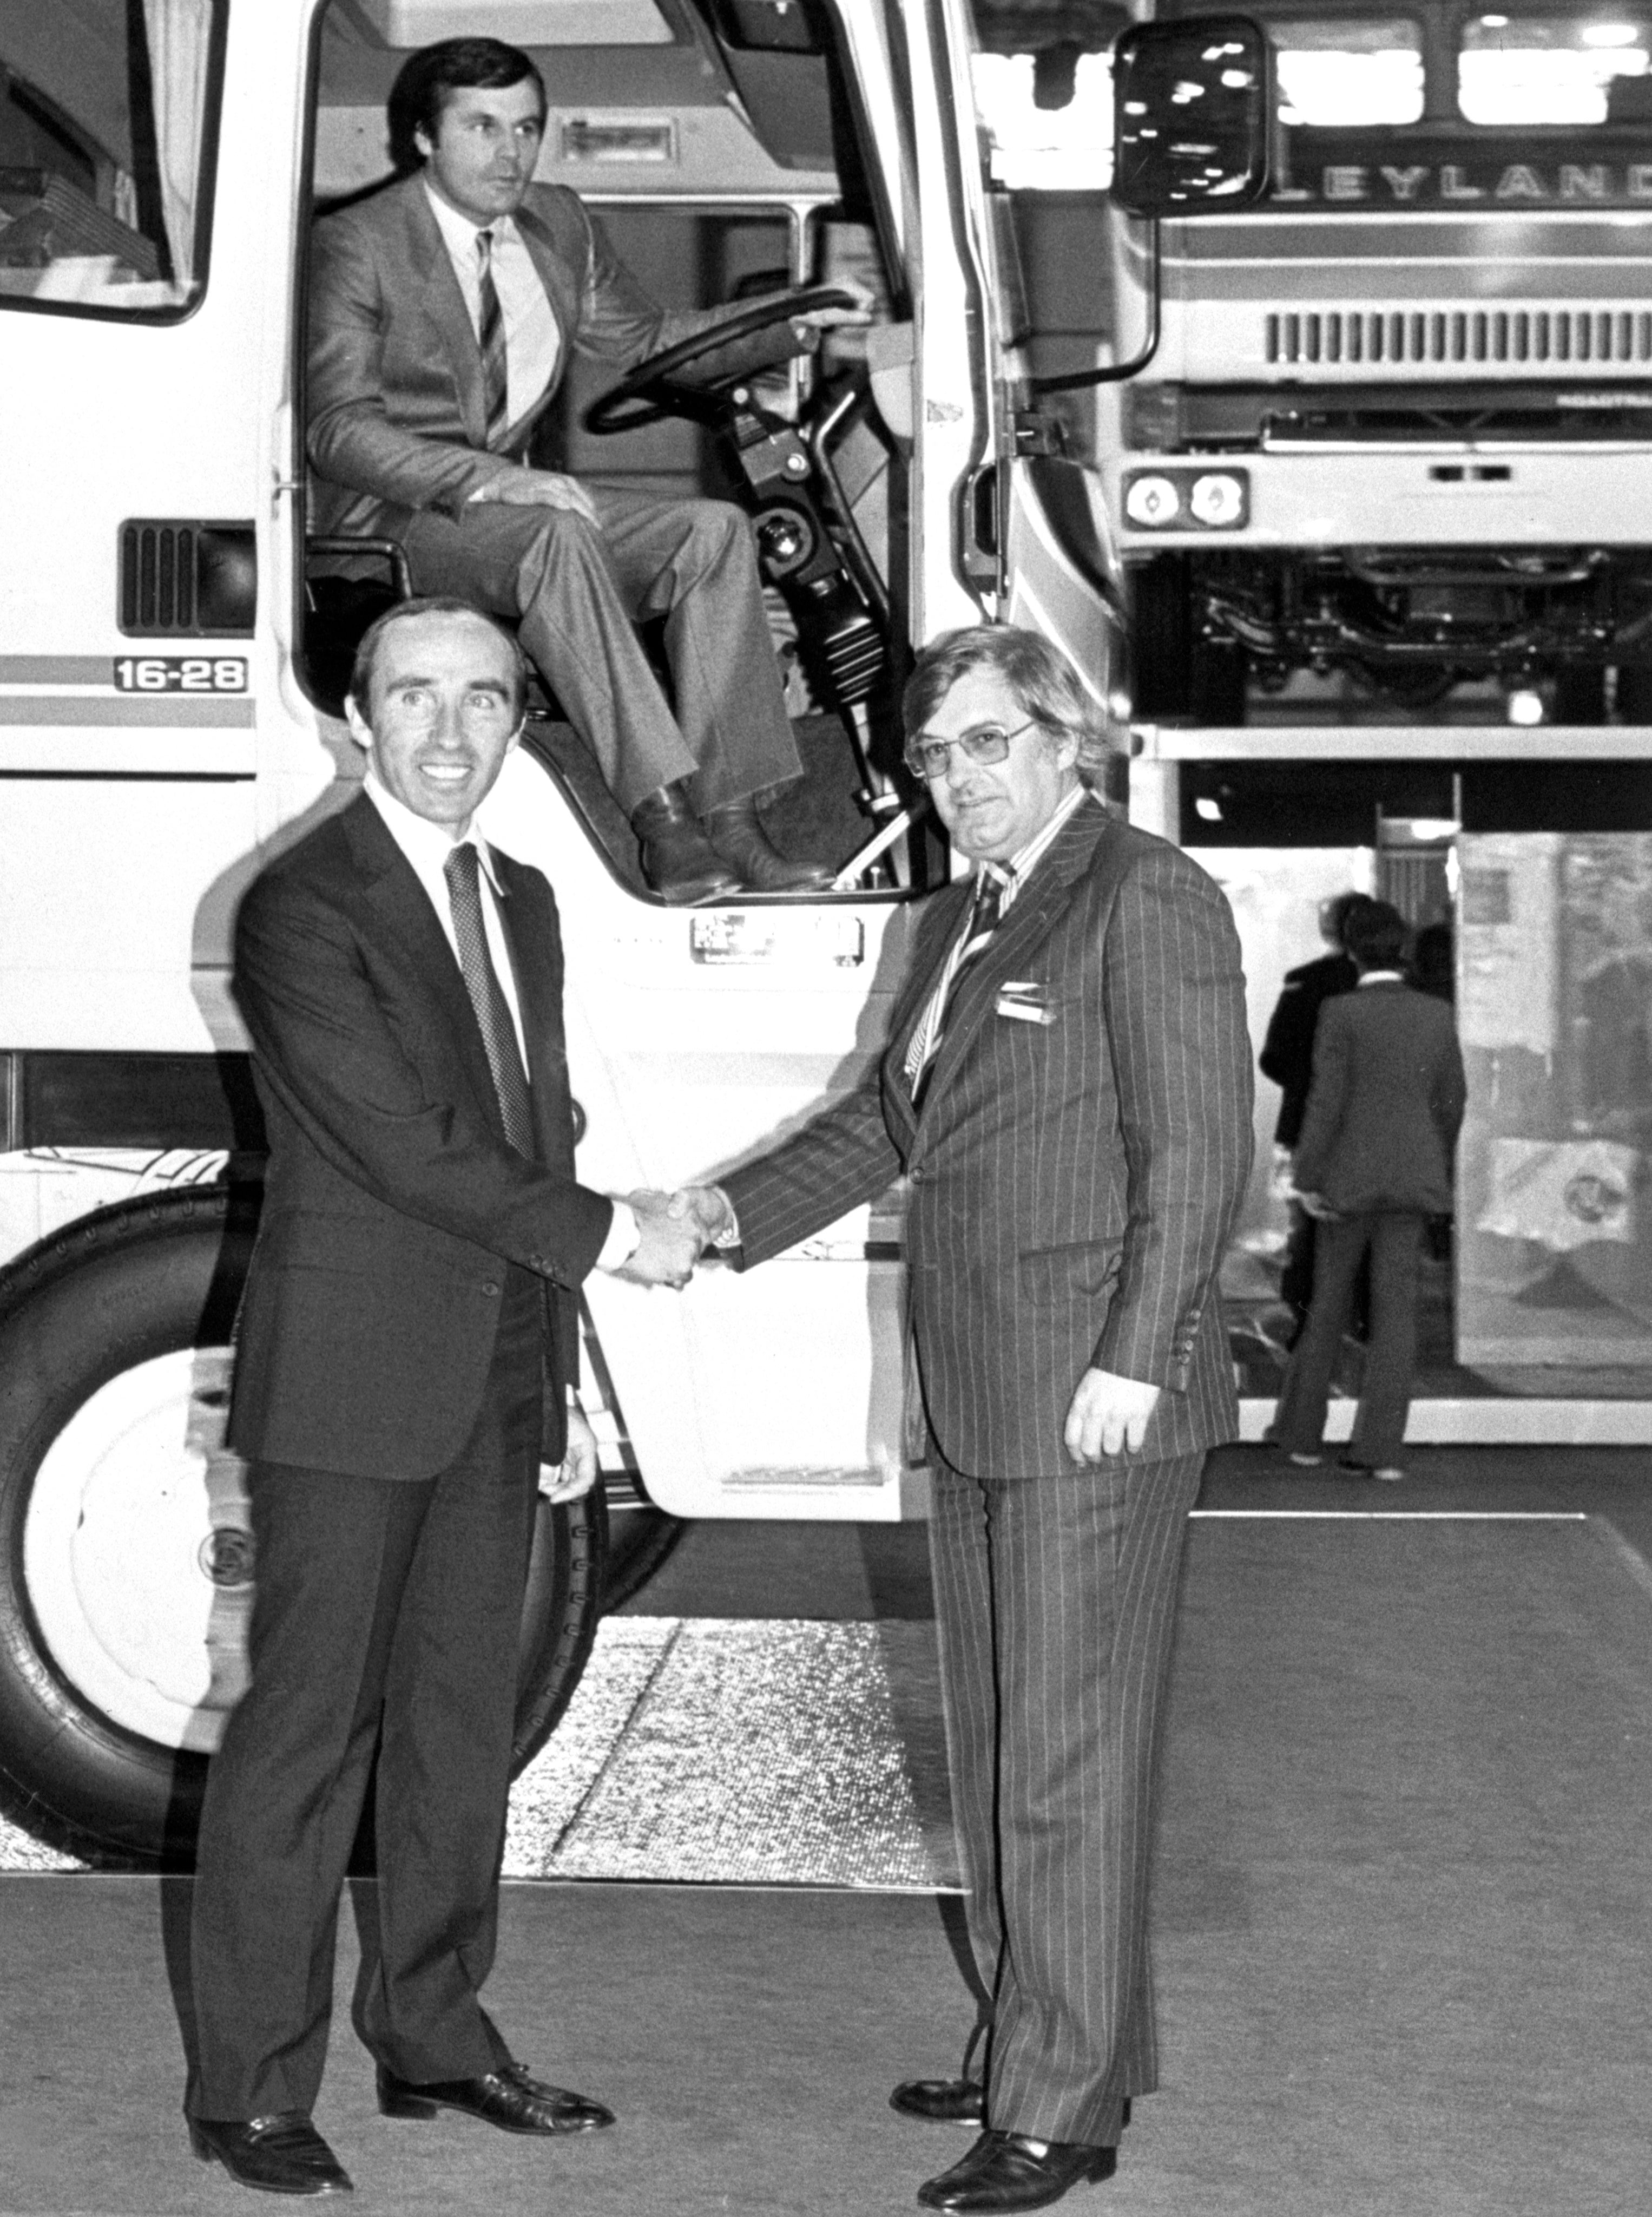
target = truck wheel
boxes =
[0,1185,604,1866]
[1129,556,1247,724]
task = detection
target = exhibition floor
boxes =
[1,1449,1648,2215]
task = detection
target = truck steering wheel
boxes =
[583,285,857,435]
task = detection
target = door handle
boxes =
[958,462,1002,592]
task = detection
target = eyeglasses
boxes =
[903,718,1038,780]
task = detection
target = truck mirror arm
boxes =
[1026,228,1161,396]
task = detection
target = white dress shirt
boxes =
[362,773,639,1273]
[424,185,561,437]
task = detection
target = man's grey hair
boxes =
[902,625,1115,773]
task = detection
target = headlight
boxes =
[1122,465,1249,530]
[1190,471,1245,526]
[1124,474,1182,527]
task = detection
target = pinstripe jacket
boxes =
[723,795,1255,1478]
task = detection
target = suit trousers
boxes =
[187,1271,543,2121]
[1272,1209,1423,1468]
[929,1450,1205,2149]
[399,480,802,818]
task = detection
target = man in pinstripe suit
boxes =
[673,627,1253,2211]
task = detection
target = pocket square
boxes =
[996,983,1057,1026]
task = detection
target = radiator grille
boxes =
[1264,306,1652,368]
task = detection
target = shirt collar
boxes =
[978,779,1092,895]
[423,180,517,265]
[363,769,505,896]
[1357,968,1404,986]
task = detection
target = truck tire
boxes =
[1129,555,1247,725]
[0,1185,604,1866]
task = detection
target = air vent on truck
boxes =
[117,521,256,637]
[1265,308,1652,369]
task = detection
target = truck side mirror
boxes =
[1111,16,1271,217]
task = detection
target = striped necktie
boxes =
[476,228,510,450]
[905,869,1005,1104]
[444,844,535,1156]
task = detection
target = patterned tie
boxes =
[905,869,1006,1104]
[444,843,535,1156]
[476,228,510,450]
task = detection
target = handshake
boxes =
[610,1185,734,1291]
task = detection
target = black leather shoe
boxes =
[189,2113,353,2196]
[702,798,834,893]
[892,2076,985,2124]
[376,2061,615,2136]
[891,2082,1130,2134]
[917,2130,1117,2212]
[630,784,741,904]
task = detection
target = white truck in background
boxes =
[0,0,1268,1861]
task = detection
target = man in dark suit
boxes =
[186,599,699,2198]
[673,627,1253,2212]
[308,35,868,902]
[1272,898,1467,1481]
[1258,893,1374,1339]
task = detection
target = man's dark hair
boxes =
[903,624,1115,772]
[348,596,529,723]
[387,38,547,172]
[1325,890,1379,949]
[1342,897,1409,972]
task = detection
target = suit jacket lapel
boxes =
[881,878,973,1137]
[491,853,559,1088]
[917,795,1114,1114]
[512,198,578,389]
[399,178,490,449]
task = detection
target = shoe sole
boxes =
[378,2090,609,2135]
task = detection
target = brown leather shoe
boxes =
[189,2113,353,2196]
[701,798,834,893]
[917,2131,1117,2212]
[630,784,741,904]
[376,2060,615,2136]
[892,2076,985,2123]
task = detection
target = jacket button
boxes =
[481,1281,501,1297]
[909,1165,926,1184]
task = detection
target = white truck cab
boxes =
[0,0,1265,1858]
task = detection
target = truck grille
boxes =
[1265,307,1652,369]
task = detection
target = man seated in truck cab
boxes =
[308,34,869,904]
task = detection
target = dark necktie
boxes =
[444,843,535,1156]
[906,869,1006,1103]
[476,228,509,450]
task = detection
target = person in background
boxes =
[1411,916,1454,1002]
[1269,898,1467,1484]
[1259,892,1376,1343]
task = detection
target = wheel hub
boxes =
[23,1348,252,1752]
